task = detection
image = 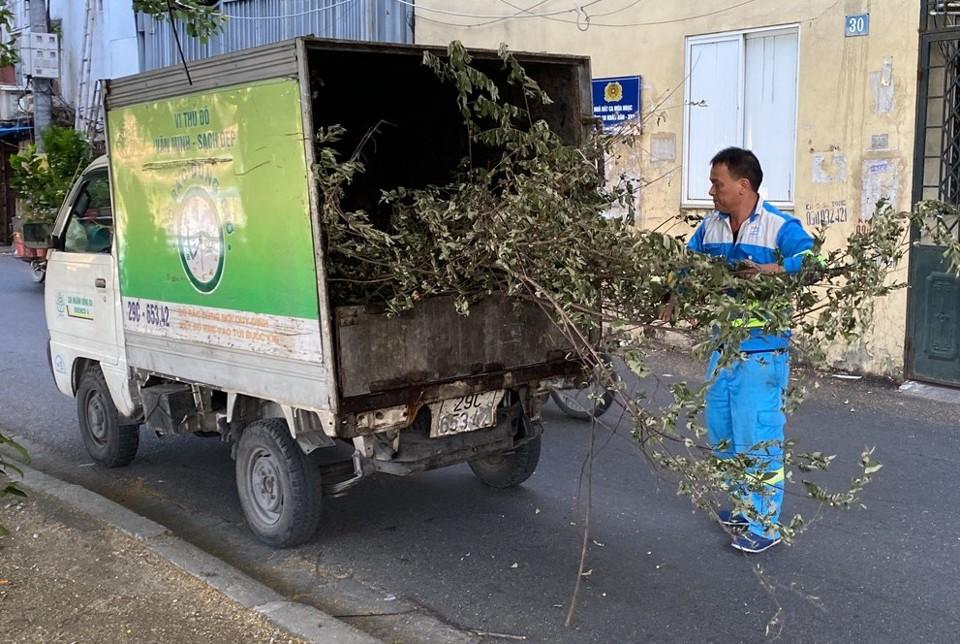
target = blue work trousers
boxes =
[705,350,789,538]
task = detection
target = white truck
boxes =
[41,38,593,547]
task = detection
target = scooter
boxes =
[13,223,51,284]
[26,256,46,283]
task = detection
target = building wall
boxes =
[416,1,923,377]
[4,1,139,106]
[97,2,140,83]
[46,0,139,124]
[138,0,414,71]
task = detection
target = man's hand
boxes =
[735,259,783,279]
[658,293,677,324]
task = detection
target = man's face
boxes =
[708,163,748,213]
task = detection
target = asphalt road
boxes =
[2,253,958,643]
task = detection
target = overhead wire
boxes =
[402,0,763,29]
[391,0,599,19]
[495,0,612,18]
[466,0,554,28]
[460,1,611,28]
[590,0,646,17]
[496,0,636,21]
[215,0,357,21]
[494,0,613,30]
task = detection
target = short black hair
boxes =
[710,147,763,192]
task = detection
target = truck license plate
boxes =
[430,391,505,438]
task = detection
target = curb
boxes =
[899,379,960,405]
[15,462,382,644]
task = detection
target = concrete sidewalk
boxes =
[0,464,381,644]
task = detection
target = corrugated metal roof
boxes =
[138,0,413,72]
[105,39,302,109]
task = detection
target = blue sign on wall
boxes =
[592,75,641,129]
[845,13,869,37]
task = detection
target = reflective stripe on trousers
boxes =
[705,350,789,539]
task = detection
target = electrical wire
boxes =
[494,0,598,30]
[590,0,759,26]
[591,0,645,18]
[491,0,552,25]
[461,1,594,28]
[392,0,578,19]
[191,0,629,29]
[497,0,637,20]
[404,0,763,29]
[216,0,358,21]
[496,0,611,18]
[487,0,568,27]
[167,0,193,85]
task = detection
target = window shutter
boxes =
[743,32,799,203]
[685,39,741,202]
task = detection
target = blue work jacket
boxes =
[687,198,815,352]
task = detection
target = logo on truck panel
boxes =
[177,187,225,293]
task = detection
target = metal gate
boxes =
[908,5,960,385]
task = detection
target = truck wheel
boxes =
[76,366,139,467]
[469,435,542,489]
[235,418,322,548]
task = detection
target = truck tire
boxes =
[468,435,542,489]
[76,366,139,468]
[235,418,322,548]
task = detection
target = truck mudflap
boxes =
[366,403,540,476]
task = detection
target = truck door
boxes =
[46,165,121,381]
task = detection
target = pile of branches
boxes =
[314,42,960,543]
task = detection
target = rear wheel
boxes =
[235,418,322,548]
[469,435,542,489]
[76,366,139,467]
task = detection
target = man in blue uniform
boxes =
[686,147,816,553]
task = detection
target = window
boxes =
[63,170,113,253]
[683,26,799,206]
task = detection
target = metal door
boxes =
[908,27,960,385]
[45,163,121,396]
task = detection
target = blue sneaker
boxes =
[731,532,781,553]
[717,509,749,527]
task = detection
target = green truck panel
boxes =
[108,78,319,321]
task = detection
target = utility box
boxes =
[0,85,24,119]
[20,31,59,79]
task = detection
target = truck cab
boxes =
[46,156,139,425]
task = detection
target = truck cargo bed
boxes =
[335,295,576,407]
[304,40,593,411]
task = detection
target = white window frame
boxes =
[681,24,801,210]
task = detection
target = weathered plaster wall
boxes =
[417,1,922,377]
[50,0,139,113]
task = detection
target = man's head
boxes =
[708,147,763,214]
